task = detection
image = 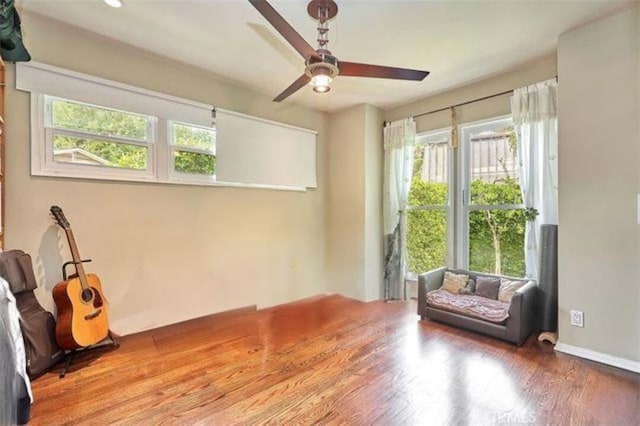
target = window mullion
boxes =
[156,117,169,181]
[49,128,151,147]
[468,204,525,211]
[172,145,215,156]
[407,205,447,211]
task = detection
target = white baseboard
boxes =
[555,342,640,373]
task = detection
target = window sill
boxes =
[31,169,309,193]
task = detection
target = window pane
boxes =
[171,123,215,151]
[53,135,147,170]
[410,138,448,206]
[407,209,447,274]
[51,99,149,141]
[469,209,526,277]
[469,127,522,205]
[174,150,216,175]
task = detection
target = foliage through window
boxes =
[26,63,315,190]
[170,122,216,177]
[41,96,217,184]
[406,118,527,281]
[466,125,525,277]
[407,132,450,275]
[49,97,152,171]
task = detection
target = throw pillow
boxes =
[475,276,501,300]
[441,271,469,294]
[458,278,476,295]
[499,278,526,302]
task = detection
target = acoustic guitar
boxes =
[50,206,110,349]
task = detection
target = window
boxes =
[406,130,452,277]
[22,62,316,191]
[462,119,526,277]
[169,122,216,180]
[33,94,216,185]
[44,96,155,178]
[405,116,527,280]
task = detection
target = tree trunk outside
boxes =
[492,231,502,275]
[485,210,502,275]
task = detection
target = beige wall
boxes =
[363,105,384,301]
[326,105,365,299]
[6,14,330,335]
[385,54,557,132]
[326,104,384,301]
[557,6,639,362]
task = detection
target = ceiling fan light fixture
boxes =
[305,57,337,95]
[312,83,331,94]
[310,73,331,93]
[102,0,123,8]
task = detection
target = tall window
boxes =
[461,118,526,277]
[406,117,527,279]
[406,130,451,277]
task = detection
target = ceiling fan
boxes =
[248,0,430,102]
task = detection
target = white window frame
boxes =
[404,115,529,278]
[406,127,455,279]
[457,115,525,270]
[167,120,217,184]
[33,95,221,185]
[23,62,313,192]
[32,94,159,182]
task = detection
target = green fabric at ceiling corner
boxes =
[0,0,31,62]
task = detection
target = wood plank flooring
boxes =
[29,295,639,425]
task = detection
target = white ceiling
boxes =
[19,0,634,112]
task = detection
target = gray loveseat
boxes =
[418,267,538,345]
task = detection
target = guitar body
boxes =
[52,273,110,349]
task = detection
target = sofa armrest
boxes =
[506,280,538,345]
[418,267,447,319]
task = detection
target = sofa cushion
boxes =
[458,278,476,295]
[426,289,510,323]
[475,276,501,299]
[441,271,469,294]
[498,278,526,302]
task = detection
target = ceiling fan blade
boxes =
[248,0,317,60]
[274,74,311,102]
[338,61,429,81]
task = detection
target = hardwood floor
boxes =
[30,295,639,425]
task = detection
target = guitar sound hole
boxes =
[81,288,94,303]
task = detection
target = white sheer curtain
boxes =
[511,78,558,279]
[383,118,416,299]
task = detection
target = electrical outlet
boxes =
[570,310,584,327]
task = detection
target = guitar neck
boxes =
[64,228,89,289]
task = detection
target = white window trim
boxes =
[405,116,528,278]
[35,95,159,181]
[19,61,213,126]
[457,114,523,270]
[23,62,312,193]
[29,96,308,192]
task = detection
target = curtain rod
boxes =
[407,75,558,121]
